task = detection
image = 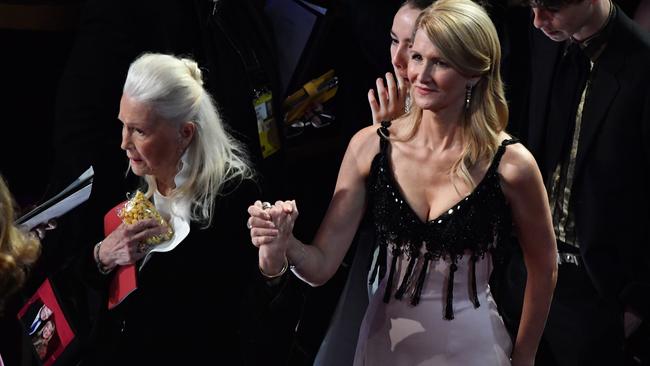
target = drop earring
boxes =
[464,84,473,110]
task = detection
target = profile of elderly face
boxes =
[119,94,195,195]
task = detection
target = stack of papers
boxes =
[16,167,94,230]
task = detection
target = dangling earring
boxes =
[405,94,412,114]
[464,84,473,110]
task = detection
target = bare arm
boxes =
[249,127,378,286]
[500,144,558,366]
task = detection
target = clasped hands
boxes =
[247,200,298,273]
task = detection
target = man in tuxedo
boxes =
[501,0,650,364]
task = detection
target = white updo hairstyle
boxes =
[123,53,253,226]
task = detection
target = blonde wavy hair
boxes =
[0,176,41,311]
[123,53,254,227]
[405,0,508,188]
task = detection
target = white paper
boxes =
[17,167,94,230]
[20,183,92,231]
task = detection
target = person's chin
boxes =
[414,102,439,111]
[129,163,147,177]
[544,30,569,42]
[412,94,439,108]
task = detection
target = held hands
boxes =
[247,200,299,274]
[96,219,167,270]
[368,72,408,124]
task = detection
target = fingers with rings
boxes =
[247,214,275,227]
[248,202,272,221]
[247,201,279,247]
[127,220,166,243]
[136,241,148,254]
[125,219,162,236]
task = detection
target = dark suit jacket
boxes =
[496,11,650,365]
[527,8,650,320]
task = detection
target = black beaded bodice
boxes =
[367,121,518,319]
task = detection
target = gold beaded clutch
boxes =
[118,191,174,245]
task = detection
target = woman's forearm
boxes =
[512,262,558,363]
[258,245,288,277]
[285,237,333,286]
[257,235,331,286]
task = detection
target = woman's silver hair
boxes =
[123,53,253,227]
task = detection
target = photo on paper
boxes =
[17,279,75,366]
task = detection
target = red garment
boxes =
[103,202,137,310]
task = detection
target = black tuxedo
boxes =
[502,8,650,366]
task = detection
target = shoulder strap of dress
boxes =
[500,137,520,147]
[376,120,392,152]
[488,137,521,173]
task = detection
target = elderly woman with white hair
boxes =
[83,53,262,364]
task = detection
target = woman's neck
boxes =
[416,109,463,152]
[156,178,175,196]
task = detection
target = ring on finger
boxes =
[262,202,272,210]
[137,242,147,254]
[247,220,252,229]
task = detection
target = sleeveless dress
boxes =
[353,121,517,366]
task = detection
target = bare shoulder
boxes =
[346,124,383,174]
[349,123,381,147]
[497,134,541,188]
